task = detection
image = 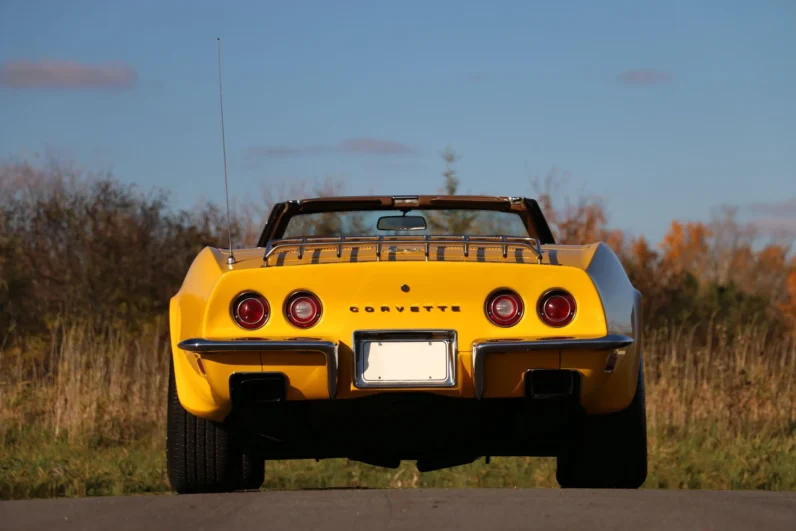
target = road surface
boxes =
[1,488,794,531]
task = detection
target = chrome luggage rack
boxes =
[263,235,544,265]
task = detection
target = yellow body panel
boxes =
[170,242,642,422]
[481,351,560,398]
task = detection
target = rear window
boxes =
[282,209,531,238]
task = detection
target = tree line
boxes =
[1,153,794,348]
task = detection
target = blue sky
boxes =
[1,0,795,243]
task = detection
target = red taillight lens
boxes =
[485,289,524,327]
[285,291,322,328]
[538,290,576,327]
[232,292,269,330]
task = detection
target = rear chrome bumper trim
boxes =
[177,338,338,399]
[471,334,633,399]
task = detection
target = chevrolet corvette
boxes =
[167,195,647,492]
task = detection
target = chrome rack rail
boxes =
[263,235,544,266]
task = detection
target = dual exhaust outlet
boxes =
[230,369,580,405]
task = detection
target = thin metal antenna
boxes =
[217,37,235,266]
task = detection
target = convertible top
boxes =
[256,195,556,246]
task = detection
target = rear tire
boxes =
[556,361,648,489]
[167,358,265,494]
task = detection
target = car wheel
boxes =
[556,360,648,489]
[166,357,265,494]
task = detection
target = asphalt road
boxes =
[1,489,794,531]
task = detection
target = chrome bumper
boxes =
[178,334,632,402]
[177,338,339,399]
[471,334,634,399]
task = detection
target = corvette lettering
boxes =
[350,305,461,313]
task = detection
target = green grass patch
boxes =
[3,425,794,499]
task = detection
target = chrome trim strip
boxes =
[352,329,457,389]
[177,338,338,399]
[263,235,543,265]
[471,334,633,399]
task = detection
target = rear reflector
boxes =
[485,289,524,327]
[285,291,322,328]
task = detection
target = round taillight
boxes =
[285,291,322,328]
[538,290,576,327]
[232,292,269,330]
[485,289,524,327]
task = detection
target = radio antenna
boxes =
[217,37,235,266]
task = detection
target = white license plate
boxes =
[360,340,450,384]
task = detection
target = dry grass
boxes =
[0,321,169,450]
[644,322,795,433]
[1,320,794,499]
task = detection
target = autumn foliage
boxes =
[534,174,796,335]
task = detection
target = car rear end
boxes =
[170,237,643,478]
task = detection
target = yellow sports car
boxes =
[167,195,647,492]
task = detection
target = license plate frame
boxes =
[353,330,457,388]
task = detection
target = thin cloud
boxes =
[750,216,796,235]
[746,198,796,235]
[248,138,419,159]
[248,145,330,158]
[617,69,672,85]
[0,59,137,90]
[747,198,796,217]
[341,138,416,155]
[467,72,489,83]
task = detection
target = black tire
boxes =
[556,361,648,489]
[166,358,265,494]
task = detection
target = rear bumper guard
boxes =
[177,338,339,399]
[472,334,633,399]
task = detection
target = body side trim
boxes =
[584,243,635,337]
